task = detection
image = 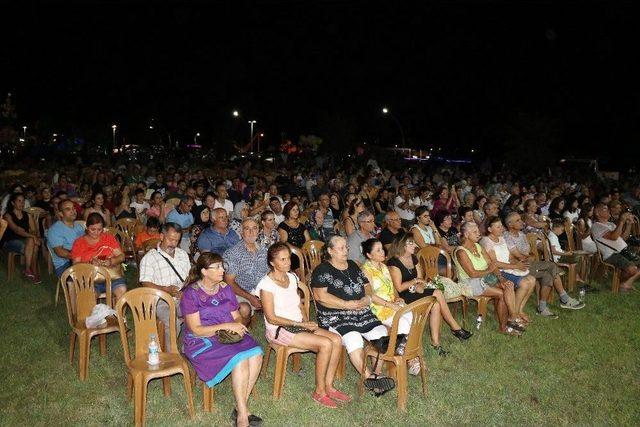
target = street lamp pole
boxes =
[248,120,256,152]
[111,124,117,152]
[382,107,406,147]
[22,126,27,138]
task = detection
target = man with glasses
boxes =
[139,223,191,349]
[223,218,270,325]
[347,211,376,264]
[379,211,406,251]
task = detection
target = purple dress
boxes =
[180,283,263,387]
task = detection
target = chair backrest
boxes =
[302,240,325,271]
[539,233,553,262]
[115,288,177,364]
[416,245,452,279]
[165,198,181,209]
[26,207,46,237]
[296,274,312,320]
[383,297,436,358]
[287,243,307,280]
[564,219,577,251]
[59,264,112,327]
[0,218,7,241]
[526,233,541,261]
[115,218,139,237]
[141,238,161,254]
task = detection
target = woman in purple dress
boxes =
[181,252,264,427]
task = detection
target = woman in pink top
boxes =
[432,185,459,214]
[256,242,350,408]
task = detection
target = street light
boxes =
[22,126,27,138]
[248,120,257,152]
[111,124,117,152]
[381,106,406,147]
[232,110,239,117]
[194,132,201,144]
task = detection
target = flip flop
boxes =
[364,374,395,397]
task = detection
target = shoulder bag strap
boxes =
[157,251,186,283]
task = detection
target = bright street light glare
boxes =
[112,124,117,130]
[382,107,389,114]
[232,110,239,117]
[196,132,201,137]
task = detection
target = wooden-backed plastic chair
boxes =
[115,288,195,426]
[540,232,577,292]
[59,264,119,380]
[358,297,436,411]
[287,243,307,282]
[564,219,594,282]
[416,245,467,326]
[0,218,7,241]
[592,235,621,293]
[526,233,554,303]
[260,276,312,398]
[302,240,324,272]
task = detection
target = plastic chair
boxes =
[564,219,594,282]
[59,264,119,380]
[302,240,324,272]
[260,277,311,398]
[592,234,621,293]
[115,288,195,426]
[417,245,467,324]
[526,233,554,303]
[358,297,436,411]
[286,243,307,282]
[540,232,577,291]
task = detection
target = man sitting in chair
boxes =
[48,199,85,278]
[223,218,270,326]
[139,222,191,349]
[592,203,640,292]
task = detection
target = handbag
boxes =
[595,238,640,262]
[481,273,500,287]
[215,329,243,344]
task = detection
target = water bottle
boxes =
[578,288,586,303]
[475,314,483,330]
[148,334,160,365]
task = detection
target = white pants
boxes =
[330,325,388,354]
[381,311,413,335]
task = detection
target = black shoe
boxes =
[507,321,526,332]
[451,328,473,341]
[579,283,599,293]
[432,345,450,357]
[231,409,263,426]
[394,334,408,355]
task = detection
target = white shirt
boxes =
[130,200,150,215]
[139,245,191,289]
[480,236,528,276]
[213,198,234,216]
[546,231,566,263]
[592,221,627,260]
[274,212,285,225]
[394,195,415,221]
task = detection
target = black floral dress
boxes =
[310,261,383,335]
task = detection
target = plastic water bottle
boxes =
[578,288,586,303]
[475,314,483,330]
[148,334,160,365]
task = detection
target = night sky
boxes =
[2,1,639,159]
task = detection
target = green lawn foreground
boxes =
[1,266,639,426]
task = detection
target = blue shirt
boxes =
[166,208,194,236]
[197,227,240,255]
[47,221,85,269]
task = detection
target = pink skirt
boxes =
[265,325,297,346]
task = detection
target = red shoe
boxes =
[327,389,352,403]
[312,393,338,409]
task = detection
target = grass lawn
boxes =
[1,265,639,426]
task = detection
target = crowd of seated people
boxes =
[3,157,640,426]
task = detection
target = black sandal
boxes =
[364,374,395,397]
[507,321,525,332]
